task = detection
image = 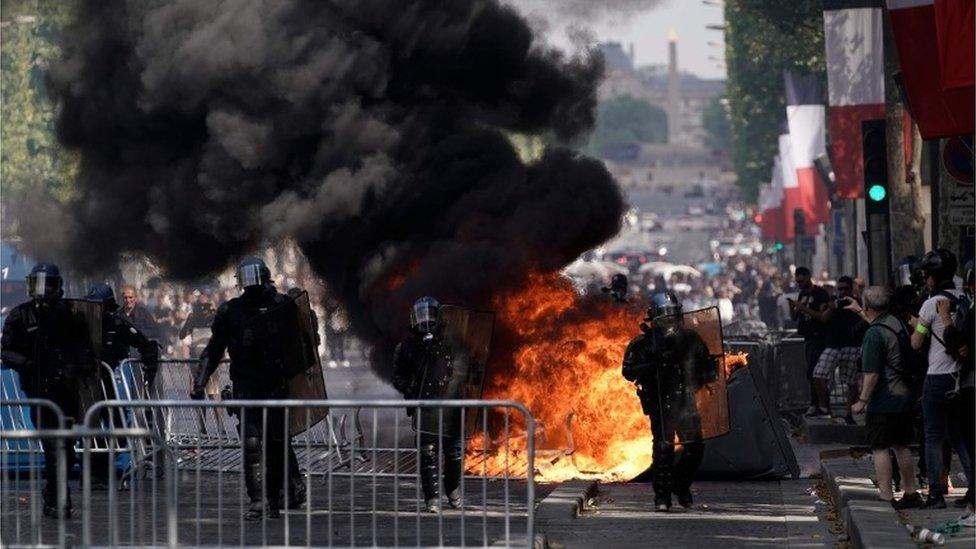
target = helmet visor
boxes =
[27,272,61,298]
[236,264,263,288]
[410,301,439,329]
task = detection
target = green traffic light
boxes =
[867,184,887,202]
[774,242,785,251]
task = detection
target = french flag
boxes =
[785,72,831,231]
[760,156,786,242]
[886,0,974,138]
[778,129,804,241]
[823,0,886,199]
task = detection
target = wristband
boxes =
[915,323,930,335]
[858,398,869,404]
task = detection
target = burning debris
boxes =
[32,0,624,379]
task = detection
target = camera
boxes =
[835,297,852,307]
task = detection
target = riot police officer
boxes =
[191,257,306,520]
[1,263,84,517]
[392,297,465,513]
[622,291,711,512]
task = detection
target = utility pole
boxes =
[882,9,926,266]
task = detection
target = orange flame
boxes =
[469,274,748,482]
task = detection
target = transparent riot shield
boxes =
[63,299,106,418]
[651,306,730,444]
[439,305,495,437]
[246,291,328,435]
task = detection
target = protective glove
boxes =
[189,384,206,400]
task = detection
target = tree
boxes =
[723,0,825,200]
[587,95,667,157]
[1,0,78,214]
[702,94,730,152]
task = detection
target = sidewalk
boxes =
[821,454,974,548]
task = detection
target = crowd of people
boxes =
[787,249,974,524]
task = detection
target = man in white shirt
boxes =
[911,249,973,509]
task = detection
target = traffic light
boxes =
[861,118,891,284]
[793,208,806,238]
[774,241,785,252]
[862,119,888,214]
[754,213,764,224]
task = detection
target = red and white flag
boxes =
[886,0,974,138]
[823,0,886,198]
[784,72,831,232]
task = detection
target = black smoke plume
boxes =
[39,0,624,376]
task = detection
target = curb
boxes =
[490,534,549,548]
[821,458,914,548]
[536,479,599,521]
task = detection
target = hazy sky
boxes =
[594,1,726,79]
[514,0,727,80]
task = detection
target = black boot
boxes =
[419,442,440,512]
[243,436,280,520]
[42,483,72,519]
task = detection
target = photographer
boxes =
[788,267,831,417]
[910,249,973,509]
[810,276,865,423]
[849,286,922,508]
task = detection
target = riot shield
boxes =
[440,305,494,400]
[245,291,328,435]
[439,305,495,437]
[652,306,730,444]
[63,299,106,418]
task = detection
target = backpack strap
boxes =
[873,322,917,378]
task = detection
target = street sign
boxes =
[799,236,816,254]
[943,137,974,227]
[833,239,846,257]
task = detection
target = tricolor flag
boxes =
[760,156,786,242]
[823,0,886,198]
[933,0,974,90]
[784,72,831,231]
[778,129,803,240]
[886,0,974,138]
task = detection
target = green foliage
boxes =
[702,94,730,151]
[587,95,668,156]
[724,0,825,200]
[1,0,78,205]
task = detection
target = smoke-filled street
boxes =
[2,0,974,547]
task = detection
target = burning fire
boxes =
[470,274,749,482]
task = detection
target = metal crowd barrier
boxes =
[0,399,65,469]
[83,399,536,547]
[0,427,177,548]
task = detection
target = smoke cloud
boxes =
[38,0,624,375]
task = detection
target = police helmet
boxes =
[410,296,441,334]
[235,257,271,289]
[894,256,923,288]
[27,263,63,299]
[919,249,958,283]
[646,290,681,321]
[85,282,119,311]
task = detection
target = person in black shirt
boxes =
[810,276,866,423]
[788,267,831,416]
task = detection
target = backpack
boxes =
[874,320,926,389]
[933,291,967,361]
